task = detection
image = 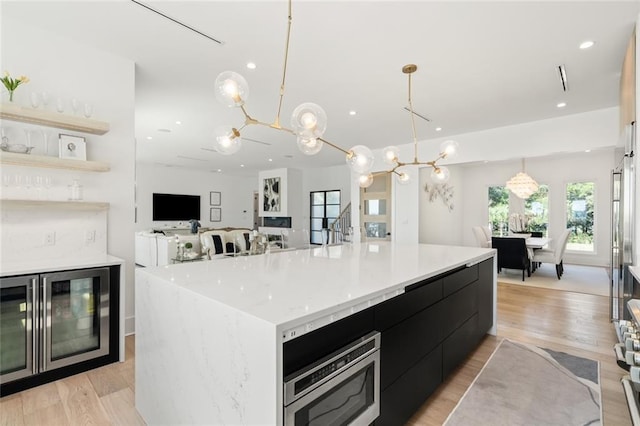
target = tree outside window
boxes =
[488,186,509,235]
[525,185,549,236]
[566,182,595,252]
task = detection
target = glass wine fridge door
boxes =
[41,268,110,372]
[0,275,37,384]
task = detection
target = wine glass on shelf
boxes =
[44,176,53,200]
[71,98,79,115]
[34,175,44,200]
[83,103,93,118]
[30,92,41,109]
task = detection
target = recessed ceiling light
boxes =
[175,121,182,125]
[557,102,567,108]
[435,127,442,132]
[268,158,273,162]
[585,149,591,153]
[217,169,222,172]
[240,164,245,168]
[579,41,595,49]
[349,110,356,116]
[246,62,257,69]
[146,136,153,140]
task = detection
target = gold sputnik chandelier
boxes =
[214,1,458,188]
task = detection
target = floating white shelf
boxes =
[0,199,110,210]
[0,151,110,172]
[0,103,110,135]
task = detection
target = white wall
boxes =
[1,19,136,331]
[136,164,256,231]
[420,151,615,267]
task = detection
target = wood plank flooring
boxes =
[0,282,631,425]
[409,283,632,426]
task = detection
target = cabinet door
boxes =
[441,281,478,339]
[283,309,374,377]
[380,300,442,390]
[376,346,442,426]
[374,279,442,331]
[443,264,478,297]
[442,313,479,378]
[477,258,494,335]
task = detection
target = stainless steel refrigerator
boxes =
[612,121,636,320]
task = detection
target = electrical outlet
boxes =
[85,230,96,244]
[44,232,56,246]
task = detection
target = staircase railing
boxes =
[328,202,352,244]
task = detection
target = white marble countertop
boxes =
[630,266,640,282]
[137,242,494,338]
[1,254,125,276]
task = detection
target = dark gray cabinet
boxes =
[375,258,494,426]
[280,256,494,426]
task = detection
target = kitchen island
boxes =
[135,242,495,425]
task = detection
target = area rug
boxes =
[444,339,601,426]
[497,264,609,297]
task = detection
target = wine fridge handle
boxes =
[31,278,38,375]
[41,277,48,372]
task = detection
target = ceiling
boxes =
[4,1,639,176]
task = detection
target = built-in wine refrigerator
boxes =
[1,267,115,394]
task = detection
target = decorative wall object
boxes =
[210,207,221,222]
[263,176,281,213]
[58,134,86,160]
[210,191,221,206]
[425,182,454,212]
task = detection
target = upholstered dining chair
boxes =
[473,226,490,248]
[491,237,531,281]
[532,229,572,279]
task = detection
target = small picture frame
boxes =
[210,191,221,206]
[59,134,86,161]
[210,207,221,222]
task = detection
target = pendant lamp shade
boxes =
[506,159,539,199]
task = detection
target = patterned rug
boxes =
[498,264,609,297]
[444,339,601,426]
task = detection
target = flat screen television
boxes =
[152,193,201,221]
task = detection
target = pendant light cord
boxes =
[274,0,293,128]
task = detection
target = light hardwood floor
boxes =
[0,283,631,425]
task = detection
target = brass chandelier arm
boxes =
[273,0,293,129]
[318,137,351,156]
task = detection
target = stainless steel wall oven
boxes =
[284,332,380,426]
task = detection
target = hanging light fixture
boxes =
[213,0,374,175]
[506,159,539,198]
[357,64,459,188]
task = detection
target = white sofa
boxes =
[200,229,252,257]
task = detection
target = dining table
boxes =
[526,237,551,249]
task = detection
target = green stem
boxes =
[8,90,13,102]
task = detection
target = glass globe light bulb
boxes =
[297,136,323,155]
[430,166,450,183]
[397,172,410,185]
[440,140,459,159]
[301,112,318,129]
[358,173,374,188]
[383,146,400,165]
[291,103,327,138]
[213,126,242,155]
[215,71,249,108]
[346,145,375,174]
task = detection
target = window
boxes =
[310,190,340,244]
[488,186,509,235]
[566,182,595,252]
[525,185,549,237]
